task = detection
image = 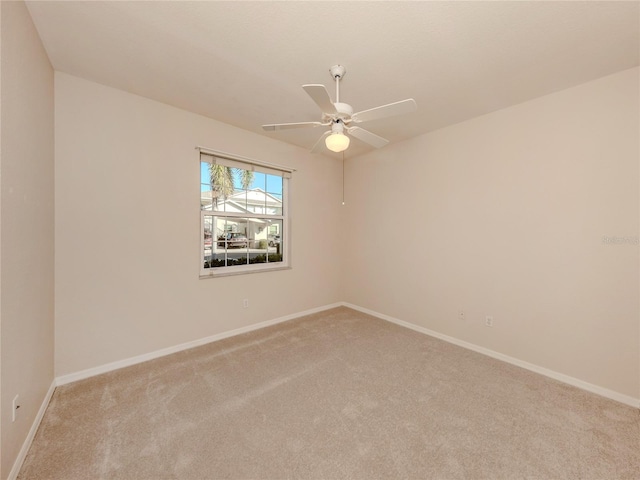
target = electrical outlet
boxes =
[12,395,20,422]
[485,316,494,327]
[458,310,465,320]
[242,299,249,308]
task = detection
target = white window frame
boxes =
[199,148,293,278]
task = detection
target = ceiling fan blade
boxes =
[347,126,389,149]
[262,121,325,131]
[311,131,331,153]
[302,84,337,114]
[351,98,417,124]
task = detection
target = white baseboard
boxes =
[342,302,640,409]
[56,302,344,386]
[8,379,57,480]
[57,300,640,408]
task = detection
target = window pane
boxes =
[201,188,213,211]
[246,189,266,215]
[201,162,214,211]
[203,216,213,262]
[266,174,283,216]
[269,204,283,216]
[207,164,234,212]
[227,187,246,211]
[201,162,211,186]
[265,219,283,263]
[250,172,267,191]
[266,175,283,195]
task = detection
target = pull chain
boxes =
[342,151,345,205]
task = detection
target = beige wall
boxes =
[0,1,55,478]
[343,67,639,400]
[54,73,344,376]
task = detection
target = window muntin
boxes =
[200,152,290,276]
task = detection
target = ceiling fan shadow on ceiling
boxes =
[262,65,417,154]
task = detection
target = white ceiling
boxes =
[26,1,640,158]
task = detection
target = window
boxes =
[199,150,291,277]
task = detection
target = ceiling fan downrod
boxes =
[330,64,346,104]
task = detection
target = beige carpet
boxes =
[18,307,639,479]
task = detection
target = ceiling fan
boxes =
[262,65,417,153]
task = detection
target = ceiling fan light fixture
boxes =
[325,132,350,153]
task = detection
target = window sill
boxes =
[199,264,291,279]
